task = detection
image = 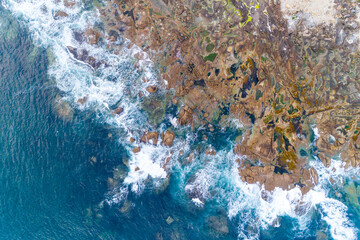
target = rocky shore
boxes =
[59,0,359,194]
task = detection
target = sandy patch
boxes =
[281,0,336,26]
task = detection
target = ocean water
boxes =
[0,1,359,239]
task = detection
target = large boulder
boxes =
[177,105,193,126]
[161,130,175,147]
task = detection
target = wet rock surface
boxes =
[140,131,159,145]
[93,0,360,193]
[161,130,175,147]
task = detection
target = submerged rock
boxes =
[53,97,74,121]
[207,215,229,235]
[166,216,174,225]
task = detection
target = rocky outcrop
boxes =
[67,46,103,69]
[161,130,175,147]
[98,0,360,193]
[146,86,158,93]
[54,10,68,19]
[177,105,193,126]
[64,0,76,8]
[238,164,318,194]
[140,132,159,145]
[84,28,100,45]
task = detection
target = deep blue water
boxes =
[0,4,359,240]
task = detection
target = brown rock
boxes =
[161,130,175,147]
[318,152,331,168]
[177,105,193,125]
[163,156,171,169]
[135,167,140,171]
[204,112,209,118]
[114,107,124,115]
[310,167,319,185]
[129,137,135,143]
[55,10,68,18]
[140,132,159,145]
[64,0,76,7]
[205,149,216,155]
[188,153,194,163]
[84,28,100,45]
[146,86,158,93]
[77,96,88,104]
[132,147,141,153]
[107,35,117,42]
[172,98,178,105]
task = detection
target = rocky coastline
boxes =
[57,0,359,194]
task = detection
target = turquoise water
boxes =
[0,2,359,240]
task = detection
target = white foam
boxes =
[125,144,168,193]
[191,198,204,207]
[180,148,358,240]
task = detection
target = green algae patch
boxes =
[344,182,360,211]
[46,48,56,66]
[201,29,210,37]
[206,43,215,52]
[0,10,20,42]
[264,115,273,124]
[141,95,170,126]
[28,46,41,64]
[256,90,263,100]
[202,53,217,62]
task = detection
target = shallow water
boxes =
[0,1,359,240]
